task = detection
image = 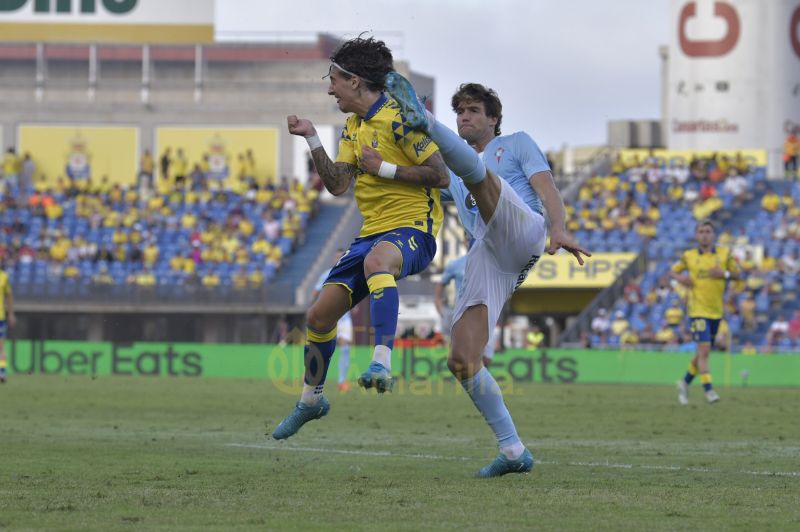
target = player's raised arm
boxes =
[287,115,355,196]
[359,145,450,188]
[530,170,591,265]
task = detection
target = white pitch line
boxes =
[228,442,471,461]
[227,442,800,478]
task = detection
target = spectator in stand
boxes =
[722,169,748,207]
[664,299,684,328]
[591,308,610,336]
[639,323,656,345]
[788,310,800,342]
[655,321,677,345]
[92,264,113,285]
[160,147,172,185]
[610,310,629,338]
[261,210,281,243]
[19,153,34,198]
[139,149,155,190]
[784,129,798,180]
[173,148,188,186]
[741,341,758,355]
[620,327,639,349]
[766,315,790,348]
[779,250,799,274]
[2,147,19,187]
[761,188,781,213]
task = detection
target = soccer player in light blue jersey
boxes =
[384,78,590,477]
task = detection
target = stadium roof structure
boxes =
[0,33,344,63]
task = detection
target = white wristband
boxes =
[305,134,322,151]
[378,161,397,179]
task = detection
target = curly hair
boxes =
[451,83,503,136]
[330,35,394,92]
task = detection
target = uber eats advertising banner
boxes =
[6,340,800,388]
[0,0,215,44]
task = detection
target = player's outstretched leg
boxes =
[386,71,486,184]
[272,327,337,440]
[451,306,533,477]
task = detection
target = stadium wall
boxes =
[0,37,434,182]
[7,341,799,387]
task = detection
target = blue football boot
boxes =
[477,448,535,478]
[271,396,330,440]
[357,362,395,393]
[384,71,429,130]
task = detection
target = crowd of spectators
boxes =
[579,152,800,353]
[0,146,320,291]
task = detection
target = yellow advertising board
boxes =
[0,0,214,44]
[518,253,636,289]
[155,127,279,187]
[618,149,767,168]
[18,125,139,186]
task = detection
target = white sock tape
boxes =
[378,161,397,179]
[306,134,322,151]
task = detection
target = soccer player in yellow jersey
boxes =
[0,267,16,383]
[670,220,740,404]
[273,36,449,440]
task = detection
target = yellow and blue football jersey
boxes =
[336,94,443,237]
[671,247,738,319]
[0,270,9,320]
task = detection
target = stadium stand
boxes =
[576,152,800,353]
[0,156,322,300]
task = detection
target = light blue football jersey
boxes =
[441,131,548,239]
[440,254,467,295]
[483,131,547,216]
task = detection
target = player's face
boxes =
[455,100,498,144]
[696,225,715,248]
[327,68,358,113]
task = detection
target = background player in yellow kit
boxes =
[670,220,740,404]
[0,266,16,383]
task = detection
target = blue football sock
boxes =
[338,344,350,384]
[461,367,521,448]
[304,327,337,387]
[367,273,399,350]
[684,362,698,385]
[429,119,486,184]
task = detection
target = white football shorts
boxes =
[452,179,546,359]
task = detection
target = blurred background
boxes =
[0,0,798,357]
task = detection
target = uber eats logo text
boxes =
[0,0,137,14]
[9,341,202,377]
[401,348,578,383]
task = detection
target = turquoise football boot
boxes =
[271,397,330,440]
[357,361,395,393]
[477,448,535,478]
[384,71,429,130]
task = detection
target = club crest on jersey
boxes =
[371,131,379,148]
[494,147,505,164]
[464,193,478,212]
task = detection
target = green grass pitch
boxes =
[2,375,799,531]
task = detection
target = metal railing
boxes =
[559,247,648,345]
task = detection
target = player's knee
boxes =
[306,305,335,333]
[448,347,476,377]
[362,253,387,277]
